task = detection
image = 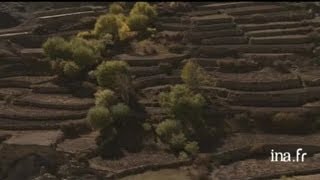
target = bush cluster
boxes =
[43,2,157,82]
[95,60,129,88]
[127,13,149,31]
[93,14,131,41]
[93,2,157,41]
[43,37,72,60]
[156,119,199,156]
[159,84,205,122]
[156,84,216,157]
[94,89,116,107]
[87,93,138,158]
[87,106,113,129]
[43,36,103,80]
[129,2,157,20]
[43,2,158,159]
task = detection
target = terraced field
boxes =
[141,2,320,179]
[1,2,320,180]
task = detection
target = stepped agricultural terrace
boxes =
[1,2,320,179]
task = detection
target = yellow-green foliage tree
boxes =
[157,85,210,157]
[95,60,129,88]
[129,2,157,20]
[94,14,123,38]
[128,2,157,32]
[94,89,117,107]
[127,13,149,32]
[42,36,103,80]
[93,2,157,41]
[88,59,145,159]
[87,106,113,129]
[157,80,222,156]
[42,37,72,60]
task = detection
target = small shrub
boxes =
[94,14,120,38]
[157,84,218,153]
[156,119,180,141]
[181,60,211,88]
[169,132,187,152]
[110,103,131,122]
[72,45,97,68]
[87,106,113,129]
[95,60,129,88]
[93,14,132,41]
[94,89,116,107]
[42,37,72,60]
[159,84,205,122]
[63,61,81,79]
[127,13,149,31]
[130,2,157,20]
[109,3,124,14]
[184,141,199,156]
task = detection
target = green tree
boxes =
[130,2,157,20]
[95,60,129,88]
[42,37,72,60]
[87,106,113,129]
[94,89,117,107]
